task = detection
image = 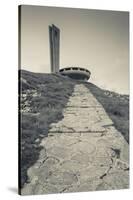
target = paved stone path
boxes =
[22,84,129,195]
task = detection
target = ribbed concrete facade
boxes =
[49,24,60,73]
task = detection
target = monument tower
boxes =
[49,24,60,73]
[49,24,91,81]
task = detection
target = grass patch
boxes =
[84,82,129,143]
[19,70,75,187]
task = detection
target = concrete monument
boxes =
[49,24,60,73]
[49,24,91,81]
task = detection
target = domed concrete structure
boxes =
[59,67,91,81]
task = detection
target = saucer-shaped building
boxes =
[59,67,91,81]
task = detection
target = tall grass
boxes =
[19,70,75,187]
[84,82,129,143]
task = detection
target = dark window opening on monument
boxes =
[86,69,90,73]
[65,68,71,71]
[72,67,78,70]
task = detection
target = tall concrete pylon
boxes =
[49,24,60,73]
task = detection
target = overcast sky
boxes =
[20,5,129,94]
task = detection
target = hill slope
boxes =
[19,70,129,188]
[19,70,76,187]
[83,82,129,143]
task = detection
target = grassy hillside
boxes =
[84,82,129,143]
[19,70,129,188]
[19,70,76,187]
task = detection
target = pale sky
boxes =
[20,5,129,94]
